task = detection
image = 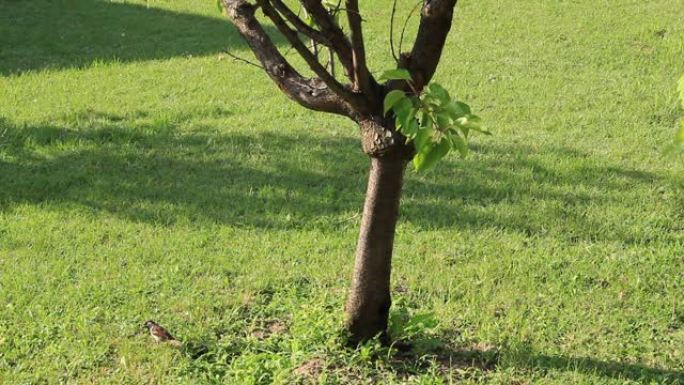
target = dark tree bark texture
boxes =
[346,156,407,343]
[221,0,459,344]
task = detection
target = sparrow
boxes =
[143,320,182,347]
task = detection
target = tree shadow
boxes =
[401,142,679,245]
[0,113,677,244]
[386,323,683,384]
[0,113,368,229]
[389,341,684,383]
[510,351,684,384]
[0,0,278,75]
[3,114,681,382]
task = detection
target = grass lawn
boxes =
[1,0,683,383]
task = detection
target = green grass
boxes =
[1,0,683,383]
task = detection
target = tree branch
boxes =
[345,0,378,105]
[269,0,331,48]
[223,49,265,70]
[300,0,354,78]
[222,0,355,117]
[400,0,458,91]
[257,0,367,112]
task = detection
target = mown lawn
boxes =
[1,0,683,384]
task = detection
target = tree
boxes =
[221,0,477,344]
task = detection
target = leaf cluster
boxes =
[381,69,489,172]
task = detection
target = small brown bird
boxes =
[143,320,182,347]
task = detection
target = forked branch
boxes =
[257,0,364,110]
[222,0,355,117]
[269,0,331,48]
[300,0,355,77]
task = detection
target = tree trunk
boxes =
[345,155,407,344]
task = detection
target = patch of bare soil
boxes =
[388,340,499,380]
[293,358,325,378]
[252,319,288,340]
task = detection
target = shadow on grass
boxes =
[387,340,684,383]
[386,312,682,383]
[178,315,683,384]
[510,351,684,383]
[0,113,677,244]
[0,0,278,75]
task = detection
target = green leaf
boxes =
[392,98,414,128]
[453,125,469,139]
[383,90,407,115]
[379,69,412,81]
[449,133,469,157]
[413,124,433,150]
[401,108,417,133]
[399,118,419,138]
[414,109,425,125]
[434,111,451,130]
[428,83,450,104]
[216,0,223,13]
[445,101,471,118]
[423,95,442,110]
[413,138,450,172]
[395,109,417,135]
[456,114,490,135]
[379,74,485,166]
[419,109,433,129]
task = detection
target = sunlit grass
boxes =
[1,0,683,383]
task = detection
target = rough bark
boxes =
[346,153,407,344]
[359,118,413,158]
[345,0,380,110]
[405,0,458,89]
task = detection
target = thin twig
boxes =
[399,0,423,56]
[332,7,362,17]
[389,0,399,62]
[223,49,264,70]
[298,0,355,77]
[272,0,331,47]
